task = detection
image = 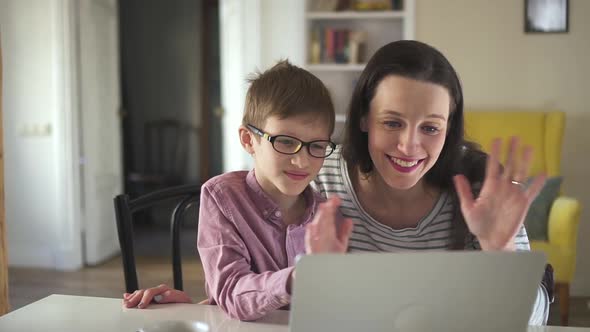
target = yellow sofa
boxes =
[464,110,581,325]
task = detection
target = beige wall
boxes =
[416,0,590,295]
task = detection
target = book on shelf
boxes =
[309,27,367,65]
[309,0,403,12]
[353,0,403,11]
[309,0,349,12]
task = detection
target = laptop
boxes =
[290,251,546,332]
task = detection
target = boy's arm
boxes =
[197,185,294,321]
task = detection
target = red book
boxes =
[327,28,336,63]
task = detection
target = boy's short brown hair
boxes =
[242,60,335,134]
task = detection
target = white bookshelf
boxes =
[304,0,415,142]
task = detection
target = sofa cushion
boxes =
[524,176,563,241]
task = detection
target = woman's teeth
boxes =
[391,157,419,167]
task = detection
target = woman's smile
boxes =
[387,155,424,173]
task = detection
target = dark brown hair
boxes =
[242,60,335,134]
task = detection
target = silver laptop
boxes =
[290,251,546,332]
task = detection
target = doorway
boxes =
[118,0,222,257]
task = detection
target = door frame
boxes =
[1,30,10,316]
[200,0,213,181]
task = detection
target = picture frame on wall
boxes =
[525,0,569,33]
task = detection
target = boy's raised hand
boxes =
[122,284,192,309]
[305,196,353,254]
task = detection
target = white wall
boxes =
[0,0,82,269]
[416,0,590,296]
[260,0,305,68]
[220,0,305,172]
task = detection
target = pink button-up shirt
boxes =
[197,170,322,321]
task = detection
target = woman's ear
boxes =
[239,126,256,154]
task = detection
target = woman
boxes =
[307,40,550,325]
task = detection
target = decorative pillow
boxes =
[523,176,563,241]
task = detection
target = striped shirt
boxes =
[312,146,549,325]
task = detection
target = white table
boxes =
[0,294,587,332]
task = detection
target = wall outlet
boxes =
[19,123,52,137]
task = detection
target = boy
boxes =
[122,60,352,320]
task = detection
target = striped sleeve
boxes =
[513,228,549,326]
[530,285,550,325]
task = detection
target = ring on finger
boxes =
[510,180,526,190]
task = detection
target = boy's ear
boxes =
[360,115,368,132]
[239,126,256,154]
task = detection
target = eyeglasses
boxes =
[247,124,336,158]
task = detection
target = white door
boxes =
[77,0,123,265]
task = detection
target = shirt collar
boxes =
[245,169,321,226]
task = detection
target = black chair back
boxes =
[114,184,200,293]
[127,119,200,196]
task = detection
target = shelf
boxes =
[306,11,405,20]
[305,1,414,128]
[306,63,366,71]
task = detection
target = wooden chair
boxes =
[113,184,201,293]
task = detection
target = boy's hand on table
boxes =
[122,284,192,309]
